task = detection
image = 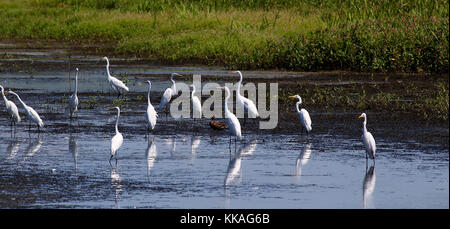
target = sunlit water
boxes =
[0,55,448,208]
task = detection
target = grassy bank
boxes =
[0,0,448,72]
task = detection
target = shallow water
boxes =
[0,49,448,209]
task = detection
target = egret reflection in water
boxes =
[363,165,376,209]
[224,139,258,186]
[190,136,201,162]
[6,138,20,160]
[23,136,43,161]
[110,164,122,209]
[69,135,78,173]
[145,137,157,181]
[296,142,312,177]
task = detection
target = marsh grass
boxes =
[0,0,448,72]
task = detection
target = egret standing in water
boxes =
[145,81,158,134]
[0,85,21,130]
[217,86,242,146]
[102,56,129,97]
[159,73,182,115]
[359,113,376,163]
[68,68,79,120]
[188,84,202,119]
[289,95,312,135]
[7,90,44,132]
[109,107,123,165]
[230,71,259,125]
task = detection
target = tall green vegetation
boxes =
[0,0,448,72]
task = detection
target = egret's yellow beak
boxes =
[288,95,296,98]
[101,57,107,60]
[109,107,116,110]
[174,73,183,77]
[188,84,193,87]
[4,92,8,96]
[358,114,364,118]
[229,71,239,74]
[216,86,225,89]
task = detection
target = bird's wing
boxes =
[110,76,129,91]
[192,96,202,116]
[111,133,123,154]
[146,104,158,129]
[301,109,312,130]
[239,96,259,117]
[27,106,44,127]
[6,101,21,122]
[366,132,376,155]
[159,88,172,109]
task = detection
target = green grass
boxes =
[0,0,448,72]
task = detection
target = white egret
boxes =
[0,85,21,128]
[68,68,79,120]
[159,73,182,112]
[289,95,312,134]
[217,86,242,143]
[188,84,202,119]
[359,113,376,162]
[102,56,129,97]
[109,106,123,165]
[145,81,158,133]
[230,71,259,124]
[7,90,44,132]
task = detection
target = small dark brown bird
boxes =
[210,116,228,130]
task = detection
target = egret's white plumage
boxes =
[102,57,129,95]
[159,73,181,111]
[0,85,21,124]
[110,107,123,164]
[189,84,202,118]
[8,90,43,129]
[231,71,259,118]
[145,81,158,131]
[290,95,312,133]
[219,86,242,141]
[68,68,79,119]
[359,113,376,160]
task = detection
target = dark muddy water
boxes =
[0,48,448,209]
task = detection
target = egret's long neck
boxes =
[147,84,151,105]
[1,87,7,103]
[105,59,111,77]
[74,71,78,94]
[224,87,231,117]
[115,109,120,134]
[236,72,243,97]
[12,93,26,107]
[295,101,301,113]
[171,76,176,94]
[191,85,196,98]
[362,116,367,133]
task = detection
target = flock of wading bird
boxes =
[0,56,376,165]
